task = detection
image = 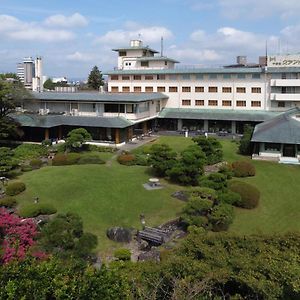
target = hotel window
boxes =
[110,75,118,80]
[133,75,141,80]
[237,74,246,79]
[145,75,154,80]
[208,100,218,106]
[195,100,204,106]
[133,86,142,92]
[122,86,130,92]
[222,87,232,93]
[141,61,149,67]
[265,143,281,151]
[252,74,261,79]
[111,86,119,93]
[236,87,246,93]
[126,104,134,113]
[278,101,285,108]
[209,74,217,79]
[251,101,261,107]
[119,51,126,56]
[236,100,246,107]
[182,99,191,106]
[157,74,166,80]
[209,86,218,92]
[182,86,191,92]
[196,74,204,80]
[181,74,190,80]
[157,86,166,92]
[252,87,261,93]
[122,75,130,80]
[223,74,231,79]
[145,86,153,92]
[169,86,178,92]
[222,100,232,107]
[195,86,204,92]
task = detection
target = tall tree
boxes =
[0,78,29,139]
[87,66,104,90]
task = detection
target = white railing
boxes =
[270,93,300,101]
[271,79,300,87]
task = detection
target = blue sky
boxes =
[1,0,300,78]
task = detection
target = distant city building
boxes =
[53,77,68,84]
[17,56,43,92]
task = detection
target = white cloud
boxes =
[190,29,206,42]
[218,0,300,19]
[44,13,88,28]
[0,14,75,42]
[95,25,173,45]
[66,51,93,62]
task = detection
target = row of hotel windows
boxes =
[110,86,262,93]
[181,100,262,107]
[110,73,262,81]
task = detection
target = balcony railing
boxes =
[270,79,300,87]
[270,93,300,101]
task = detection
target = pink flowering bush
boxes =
[0,208,38,263]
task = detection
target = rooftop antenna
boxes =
[161,36,164,57]
[265,40,268,58]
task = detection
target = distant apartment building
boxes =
[16,56,43,92]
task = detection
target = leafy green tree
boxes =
[192,136,223,164]
[43,78,55,90]
[0,147,19,177]
[167,145,206,185]
[87,66,104,90]
[239,124,254,155]
[38,212,97,260]
[0,78,29,139]
[65,128,92,151]
[149,143,177,177]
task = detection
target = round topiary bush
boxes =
[77,154,105,165]
[229,180,260,209]
[29,158,43,169]
[117,153,136,166]
[231,161,256,177]
[218,191,242,206]
[0,197,17,208]
[6,182,26,196]
[114,248,131,261]
[18,203,57,218]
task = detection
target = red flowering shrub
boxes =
[0,208,38,263]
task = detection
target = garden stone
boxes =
[106,227,132,243]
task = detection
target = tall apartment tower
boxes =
[16,56,43,91]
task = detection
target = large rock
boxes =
[106,227,132,243]
[138,248,160,262]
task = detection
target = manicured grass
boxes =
[16,163,184,254]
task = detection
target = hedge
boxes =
[218,191,242,206]
[6,182,26,196]
[231,161,256,177]
[77,155,105,165]
[14,144,48,160]
[18,203,57,218]
[52,153,80,166]
[117,153,136,166]
[0,197,17,208]
[229,180,260,209]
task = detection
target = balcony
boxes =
[103,111,151,120]
[270,93,300,101]
[270,79,300,87]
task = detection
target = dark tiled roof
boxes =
[158,108,279,122]
[31,92,168,103]
[11,114,133,129]
[251,107,300,144]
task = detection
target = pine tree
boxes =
[87,66,104,90]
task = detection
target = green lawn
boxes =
[15,136,300,254]
[16,162,184,254]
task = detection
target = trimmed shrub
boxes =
[199,173,228,191]
[18,203,57,218]
[52,153,80,166]
[0,197,17,208]
[117,153,136,166]
[218,164,233,179]
[134,154,149,166]
[231,161,256,177]
[21,165,33,172]
[6,170,22,179]
[229,180,260,209]
[29,158,43,169]
[218,191,242,206]
[14,143,48,160]
[209,203,234,232]
[77,154,105,165]
[6,181,26,196]
[189,187,218,202]
[114,248,131,261]
[88,144,117,153]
